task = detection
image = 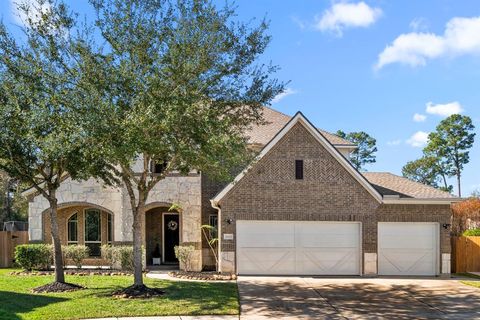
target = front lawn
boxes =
[0,269,239,320]
[455,273,480,289]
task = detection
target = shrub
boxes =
[463,228,480,236]
[174,245,195,272]
[114,246,135,271]
[63,245,90,268]
[15,244,53,271]
[101,244,114,268]
[98,245,145,271]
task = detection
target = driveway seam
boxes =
[398,287,447,316]
[302,278,349,320]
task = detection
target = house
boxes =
[24,107,458,276]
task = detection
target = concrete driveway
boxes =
[237,276,480,319]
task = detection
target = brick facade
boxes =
[217,122,452,274]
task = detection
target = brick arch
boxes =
[42,202,114,245]
[144,201,181,213]
[43,201,115,215]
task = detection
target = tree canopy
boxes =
[71,0,284,292]
[336,130,377,170]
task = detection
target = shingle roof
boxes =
[362,172,456,199]
[245,107,355,147]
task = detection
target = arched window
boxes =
[67,213,78,245]
[85,209,101,256]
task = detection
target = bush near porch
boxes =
[0,269,239,320]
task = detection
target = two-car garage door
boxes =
[237,221,361,275]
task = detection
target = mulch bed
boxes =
[32,281,83,293]
[168,271,236,281]
[11,270,132,276]
[112,284,164,299]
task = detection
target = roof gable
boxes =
[245,107,355,147]
[212,111,383,205]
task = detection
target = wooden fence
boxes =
[0,231,29,268]
[453,236,480,273]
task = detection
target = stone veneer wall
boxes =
[217,122,452,275]
[28,174,203,271]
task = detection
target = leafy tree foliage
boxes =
[0,171,28,224]
[425,114,475,197]
[0,0,100,287]
[336,130,377,170]
[402,114,475,196]
[73,0,284,290]
[401,156,452,192]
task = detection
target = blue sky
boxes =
[2,0,480,195]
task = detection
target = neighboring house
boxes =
[24,107,458,276]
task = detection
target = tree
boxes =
[401,156,448,190]
[0,171,28,224]
[336,130,377,170]
[0,0,99,291]
[425,114,475,197]
[73,0,284,294]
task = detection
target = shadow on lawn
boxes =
[89,280,238,313]
[0,290,68,320]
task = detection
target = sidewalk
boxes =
[85,316,239,320]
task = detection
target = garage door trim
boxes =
[235,220,362,276]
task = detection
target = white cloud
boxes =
[409,17,429,32]
[376,16,480,69]
[315,1,382,36]
[387,139,402,146]
[406,131,429,147]
[10,0,51,26]
[413,113,427,122]
[272,88,298,104]
[426,101,463,117]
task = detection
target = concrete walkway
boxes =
[237,276,480,319]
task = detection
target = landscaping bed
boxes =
[0,268,239,320]
[10,270,132,276]
[169,270,236,281]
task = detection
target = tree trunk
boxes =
[132,204,144,286]
[48,194,65,283]
[457,173,462,197]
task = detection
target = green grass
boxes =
[455,272,480,289]
[0,269,239,320]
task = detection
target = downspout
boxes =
[210,199,222,272]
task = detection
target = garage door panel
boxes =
[378,223,438,276]
[298,249,359,274]
[237,248,296,274]
[237,222,295,248]
[237,221,360,275]
[296,223,359,248]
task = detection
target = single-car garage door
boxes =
[378,222,439,276]
[236,221,361,275]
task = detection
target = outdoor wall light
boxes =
[225,218,233,224]
[442,223,451,230]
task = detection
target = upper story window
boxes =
[67,213,78,244]
[295,160,304,180]
[151,160,168,174]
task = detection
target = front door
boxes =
[163,213,180,263]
